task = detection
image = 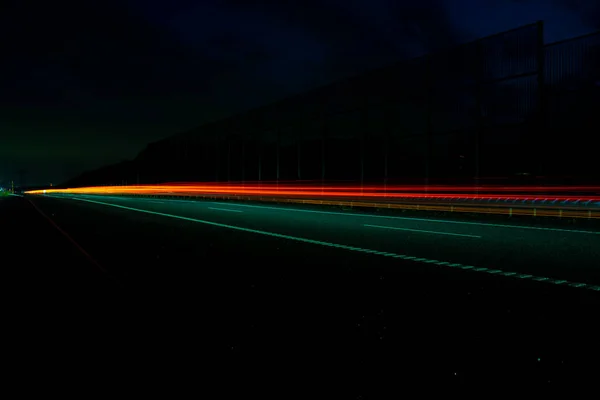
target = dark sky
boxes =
[1,0,599,186]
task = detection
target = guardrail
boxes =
[118,193,600,220]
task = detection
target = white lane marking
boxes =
[62,194,132,201]
[209,201,600,235]
[208,207,242,213]
[148,200,165,204]
[46,194,600,235]
[364,224,481,238]
[57,194,600,235]
[55,195,599,292]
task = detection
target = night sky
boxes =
[2,0,599,186]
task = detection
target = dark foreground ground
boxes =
[2,194,599,396]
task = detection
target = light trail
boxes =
[24,182,600,203]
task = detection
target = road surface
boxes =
[4,193,600,393]
[43,193,600,287]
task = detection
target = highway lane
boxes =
[46,193,600,288]
[20,194,600,392]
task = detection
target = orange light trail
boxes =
[24,183,600,202]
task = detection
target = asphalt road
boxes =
[47,193,600,287]
[5,193,600,394]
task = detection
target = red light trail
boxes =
[24,183,600,202]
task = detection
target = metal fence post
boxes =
[241,135,245,186]
[425,56,433,193]
[258,152,262,182]
[321,125,326,182]
[321,122,326,196]
[361,87,369,192]
[361,120,365,193]
[227,137,231,182]
[297,135,301,180]
[276,130,281,181]
[536,20,546,178]
[475,40,483,194]
[215,137,219,182]
[384,107,389,197]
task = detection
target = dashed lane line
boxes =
[55,195,600,293]
[208,207,243,213]
[365,224,481,238]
